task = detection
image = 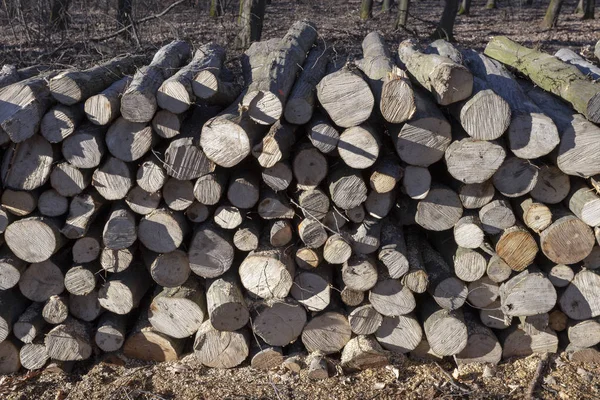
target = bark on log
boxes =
[6,217,65,263]
[138,208,189,253]
[40,104,84,143]
[239,246,295,299]
[1,135,54,191]
[98,262,151,315]
[302,312,352,354]
[84,76,131,125]
[375,314,422,354]
[206,273,249,331]
[251,298,307,346]
[188,222,234,278]
[499,269,557,317]
[555,48,600,80]
[45,318,92,361]
[193,320,249,368]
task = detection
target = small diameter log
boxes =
[262,162,293,192]
[530,165,570,204]
[365,191,395,220]
[258,189,294,220]
[467,276,499,309]
[148,276,207,339]
[459,181,495,209]
[251,346,284,370]
[398,39,473,105]
[338,124,380,170]
[316,67,374,128]
[70,290,103,322]
[121,40,192,123]
[137,157,167,193]
[323,234,352,265]
[40,104,84,143]
[568,320,600,348]
[501,327,558,359]
[479,300,512,330]
[92,157,134,201]
[123,311,185,362]
[369,278,416,317]
[454,309,502,365]
[560,270,600,320]
[64,264,98,296]
[194,170,228,206]
[478,200,516,235]
[163,178,194,211]
[239,246,295,299]
[252,120,297,168]
[206,273,249,332]
[145,249,190,288]
[567,180,600,227]
[1,135,54,191]
[454,247,487,282]
[298,219,327,249]
[152,110,182,139]
[495,225,539,271]
[421,302,468,357]
[125,186,161,215]
[50,162,90,197]
[42,295,69,325]
[186,202,210,223]
[328,166,368,211]
[306,113,340,155]
[415,184,463,231]
[193,67,241,107]
[85,76,131,125]
[390,89,452,167]
[341,335,389,371]
[45,318,92,361]
[378,222,409,279]
[402,166,430,200]
[0,339,21,374]
[233,219,261,252]
[380,66,416,124]
[1,189,37,217]
[13,303,45,344]
[492,157,539,198]
[188,222,234,278]
[61,124,107,169]
[252,299,307,346]
[38,190,68,217]
[375,314,422,354]
[348,217,381,255]
[103,202,137,250]
[454,214,485,249]
[297,188,330,221]
[64,188,113,239]
[499,269,557,317]
[548,264,574,287]
[106,117,155,162]
[95,313,127,352]
[296,247,322,270]
[302,312,352,354]
[0,249,27,290]
[513,198,552,233]
[293,146,328,190]
[402,227,429,294]
[6,217,64,264]
[194,321,249,369]
[487,251,513,284]
[266,220,293,248]
[227,169,260,209]
[20,342,49,370]
[340,286,365,307]
[323,208,348,231]
[445,138,506,184]
[540,214,595,265]
[348,304,383,335]
[138,208,189,253]
[98,263,152,315]
[369,156,403,194]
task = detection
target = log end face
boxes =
[434,65,473,106]
[248,92,283,125]
[121,92,157,124]
[211,303,250,332]
[284,98,312,125]
[85,95,113,126]
[157,82,192,114]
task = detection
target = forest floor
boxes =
[2,351,600,399]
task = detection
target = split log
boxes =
[84,76,131,125]
[98,263,152,315]
[125,186,161,215]
[252,299,307,346]
[194,170,228,206]
[291,267,331,312]
[378,222,409,279]
[316,67,374,128]
[484,36,600,123]
[40,104,84,143]
[262,162,293,192]
[38,190,68,217]
[45,318,92,361]
[102,202,137,250]
[283,43,331,122]
[454,214,485,249]
[0,339,21,374]
[206,273,249,331]
[348,304,383,335]
[560,270,600,320]
[123,311,185,362]
[402,165,430,200]
[302,312,352,354]
[1,189,37,217]
[121,40,192,123]
[415,184,463,231]
[193,321,249,368]
[567,180,600,227]
[233,219,261,252]
[61,123,107,169]
[445,138,506,184]
[375,314,422,354]
[328,166,368,210]
[6,217,64,263]
[530,165,570,204]
[42,295,69,325]
[513,197,552,233]
[461,49,560,159]
[95,313,127,352]
[1,135,54,191]
[138,208,189,253]
[64,264,98,296]
[62,190,106,239]
[188,222,234,278]
[389,89,452,167]
[306,113,340,154]
[293,146,328,190]
[144,249,190,288]
[340,335,388,371]
[0,249,27,290]
[458,181,495,209]
[501,326,558,359]
[454,309,502,365]
[323,234,352,264]
[100,246,135,273]
[500,269,557,317]
[239,246,295,299]
[92,157,134,200]
[148,276,207,338]
[495,224,539,271]
[555,48,600,80]
[106,117,155,162]
[540,214,595,264]
[369,278,416,316]
[20,342,49,370]
[397,39,473,105]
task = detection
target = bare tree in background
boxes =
[382,0,393,12]
[210,0,223,17]
[458,0,471,15]
[360,0,373,20]
[486,0,496,9]
[541,0,564,28]
[50,0,71,30]
[395,0,409,28]
[575,0,595,19]
[117,0,133,32]
[432,0,459,40]
[236,0,267,48]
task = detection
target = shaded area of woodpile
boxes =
[1,21,600,377]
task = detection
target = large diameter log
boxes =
[188,223,234,278]
[461,49,559,159]
[302,312,352,355]
[45,318,92,361]
[500,269,557,317]
[20,342,49,371]
[121,40,191,123]
[445,138,506,184]
[95,313,127,352]
[123,311,185,362]
[348,304,383,335]
[531,165,570,204]
[560,270,600,320]
[316,67,374,128]
[369,278,416,317]
[6,217,64,263]
[62,190,106,239]
[375,314,422,354]
[415,184,463,231]
[341,335,389,371]
[84,76,131,125]
[501,327,558,359]
[61,123,107,169]
[148,276,207,339]
[567,180,600,227]
[206,273,249,332]
[40,104,84,143]
[555,48,600,80]
[389,89,452,167]
[239,246,295,299]
[98,263,152,315]
[495,225,539,271]
[492,157,539,198]
[484,36,600,123]
[252,299,307,346]
[291,268,331,312]
[338,124,380,170]
[1,135,54,191]
[540,214,595,264]
[242,20,317,125]
[194,321,249,369]
[397,39,473,105]
[50,55,140,105]
[0,289,30,343]
[454,309,502,365]
[138,208,189,253]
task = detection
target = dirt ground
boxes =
[1,351,600,399]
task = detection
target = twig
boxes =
[433,362,470,393]
[527,353,550,399]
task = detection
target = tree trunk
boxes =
[209,0,222,17]
[117,0,133,33]
[574,0,584,14]
[396,0,410,27]
[458,0,471,15]
[382,0,393,11]
[360,0,373,19]
[50,0,71,30]
[541,0,565,28]
[236,0,267,48]
[432,0,459,41]
[583,0,595,19]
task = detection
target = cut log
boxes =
[64,264,98,296]
[138,208,189,253]
[193,67,241,106]
[316,67,374,128]
[206,273,249,332]
[323,208,348,231]
[348,304,383,336]
[461,49,560,159]
[346,203,366,223]
[555,48,600,80]
[13,302,45,344]
[568,320,600,348]
[152,109,182,139]
[421,301,467,357]
[6,217,64,263]
[227,169,260,209]
[297,188,330,222]
[323,234,352,264]
[389,89,452,167]
[548,264,574,287]
[20,342,49,370]
[445,138,506,184]
[252,120,297,168]
[262,161,293,192]
[163,178,194,211]
[328,166,368,211]
[519,313,549,336]
[42,295,69,325]
[467,276,499,308]
[40,104,84,143]
[298,218,327,249]
[106,117,155,162]
[501,327,558,359]
[121,40,192,123]
[295,247,322,270]
[188,222,234,278]
[415,184,463,231]
[1,135,54,191]
[291,268,331,312]
[341,335,388,371]
[369,278,416,316]
[148,276,207,339]
[1,189,37,217]
[95,313,127,352]
[194,170,228,206]
[378,222,409,278]
[454,309,502,365]
[164,137,216,182]
[62,190,106,239]
[354,31,395,108]
[380,66,416,124]
[302,312,352,354]
[583,246,600,269]
[0,339,21,374]
[375,314,422,354]
[530,165,570,204]
[548,310,568,332]
[479,300,512,330]
[61,123,107,169]
[307,354,329,380]
[454,214,485,249]
[38,190,68,217]
[257,189,294,220]
[92,157,134,201]
[293,146,328,190]
[252,298,307,346]
[540,214,595,264]
[50,162,90,197]
[143,249,190,288]
[233,219,261,252]
[484,36,600,123]
[98,263,151,315]
[123,311,185,362]
[459,181,495,209]
[513,198,552,233]
[340,286,365,307]
[84,76,131,125]
[100,246,135,273]
[45,318,92,361]
[103,202,137,250]
[453,247,487,282]
[401,227,429,294]
[266,220,293,247]
[70,289,103,322]
[402,165,430,200]
[0,249,27,291]
[125,186,161,215]
[499,269,557,317]
[495,224,539,271]
[239,246,295,299]
[185,202,210,223]
[194,321,249,368]
[369,156,403,194]
[560,270,600,320]
[492,157,539,198]
[338,124,380,170]
[567,180,600,227]
[347,217,381,255]
[306,113,340,154]
[397,39,473,105]
[136,157,167,193]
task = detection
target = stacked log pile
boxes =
[1,23,600,376]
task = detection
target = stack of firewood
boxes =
[1,20,600,377]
